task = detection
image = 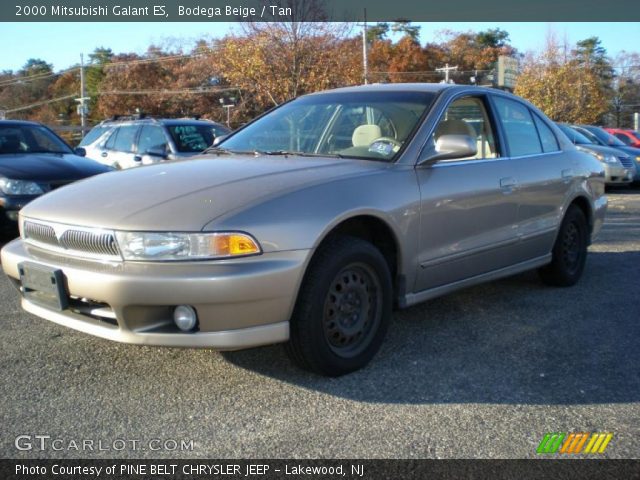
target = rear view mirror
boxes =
[423,134,477,163]
[74,147,86,157]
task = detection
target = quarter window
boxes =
[532,114,560,153]
[493,96,542,157]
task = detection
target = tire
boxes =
[286,235,392,376]
[538,205,588,287]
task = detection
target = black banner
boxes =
[2,459,640,480]
[4,0,640,22]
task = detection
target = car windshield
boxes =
[79,125,112,147]
[219,91,436,161]
[583,126,626,147]
[167,124,219,153]
[0,124,72,155]
[558,124,593,145]
[573,127,602,145]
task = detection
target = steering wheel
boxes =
[370,137,402,148]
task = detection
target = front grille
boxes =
[618,156,633,168]
[23,220,121,260]
[60,229,120,257]
[23,221,58,246]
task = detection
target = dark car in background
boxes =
[572,125,640,182]
[556,124,634,186]
[0,120,111,231]
[80,117,231,169]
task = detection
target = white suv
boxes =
[79,117,230,169]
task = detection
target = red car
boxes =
[604,128,640,148]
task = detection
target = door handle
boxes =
[133,155,142,162]
[101,151,108,157]
[499,177,517,194]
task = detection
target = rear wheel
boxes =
[538,205,588,287]
[286,236,392,376]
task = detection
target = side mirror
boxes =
[74,147,87,157]
[145,145,168,159]
[422,134,477,164]
[212,135,228,147]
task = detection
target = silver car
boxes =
[2,84,607,376]
[556,123,634,186]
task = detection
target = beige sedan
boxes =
[2,84,607,376]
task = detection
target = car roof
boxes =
[0,120,43,127]
[99,117,222,127]
[308,82,495,96]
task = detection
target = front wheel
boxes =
[286,236,392,376]
[538,205,588,287]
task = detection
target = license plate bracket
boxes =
[18,262,68,311]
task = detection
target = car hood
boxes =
[21,154,385,231]
[0,152,111,182]
[577,144,631,158]
[610,145,640,158]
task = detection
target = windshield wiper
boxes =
[258,150,347,159]
[203,146,232,154]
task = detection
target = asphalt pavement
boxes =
[0,191,638,459]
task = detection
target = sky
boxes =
[0,22,638,72]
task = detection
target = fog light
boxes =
[173,305,197,331]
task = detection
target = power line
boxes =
[101,51,214,69]
[4,94,77,113]
[97,87,239,95]
[0,67,80,87]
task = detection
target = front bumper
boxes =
[1,239,309,350]
[603,164,633,185]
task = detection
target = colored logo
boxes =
[537,433,613,454]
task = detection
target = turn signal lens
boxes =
[213,233,261,256]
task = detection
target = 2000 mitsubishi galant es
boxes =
[2,84,607,376]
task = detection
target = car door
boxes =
[491,95,572,262]
[101,124,140,169]
[414,94,521,292]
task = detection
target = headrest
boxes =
[435,119,475,139]
[352,124,382,147]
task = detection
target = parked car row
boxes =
[556,123,640,186]
[2,84,609,375]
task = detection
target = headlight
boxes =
[115,231,261,261]
[0,178,44,195]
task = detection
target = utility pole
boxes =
[635,112,639,131]
[436,63,458,84]
[76,53,90,139]
[361,9,368,85]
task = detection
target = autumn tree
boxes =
[515,37,608,124]
[435,29,517,84]
[611,51,640,127]
[214,20,360,121]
